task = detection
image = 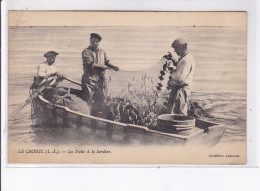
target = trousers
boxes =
[81,73,106,114]
[167,85,191,116]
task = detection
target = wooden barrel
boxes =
[157,114,195,134]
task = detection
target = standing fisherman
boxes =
[164,38,195,115]
[81,33,119,115]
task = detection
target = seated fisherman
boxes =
[37,51,64,87]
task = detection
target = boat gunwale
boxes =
[36,95,223,140]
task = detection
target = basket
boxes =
[157,114,195,134]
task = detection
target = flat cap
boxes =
[44,51,59,57]
[172,38,187,47]
[90,33,102,41]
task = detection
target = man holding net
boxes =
[164,38,196,115]
[81,33,119,114]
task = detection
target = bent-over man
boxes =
[164,38,195,115]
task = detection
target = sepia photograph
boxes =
[7,11,247,164]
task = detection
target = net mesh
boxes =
[104,57,205,125]
[104,58,176,126]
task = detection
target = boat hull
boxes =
[31,95,225,146]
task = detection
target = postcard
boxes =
[7,11,247,164]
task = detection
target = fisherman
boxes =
[81,33,119,113]
[164,38,195,115]
[37,51,64,87]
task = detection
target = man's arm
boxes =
[174,60,192,84]
[104,52,119,71]
[82,49,94,71]
[163,52,178,66]
[105,61,119,71]
[92,63,109,70]
[37,64,48,78]
[82,49,108,70]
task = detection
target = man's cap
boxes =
[90,33,102,41]
[44,51,59,58]
[172,38,187,48]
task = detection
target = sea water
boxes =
[8,26,246,145]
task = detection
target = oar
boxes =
[8,85,46,121]
[8,98,32,121]
[63,68,121,87]
[63,77,82,86]
[9,75,73,121]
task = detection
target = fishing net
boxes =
[105,57,173,98]
[103,58,177,126]
[37,56,205,127]
[104,57,205,126]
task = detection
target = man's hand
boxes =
[163,52,173,60]
[40,76,57,86]
[163,52,178,66]
[105,62,119,71]
[47,75,57,81]
[167,80,175,87]
[103,66,109,70]
[167,79,178,89]
[49,78,57,86]
[113,66,119,71]
[56,73,66,81]
[60,74,67,79]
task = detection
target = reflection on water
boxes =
[8,26,246,146]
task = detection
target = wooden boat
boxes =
[30,86,226,146]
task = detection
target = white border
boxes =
[1,0,260,190]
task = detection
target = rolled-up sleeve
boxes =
[104,51,118,68]
[82,49,94,72]
[37,64,47,78]
[172,60,192,85]
[178,60,192,83]
[104,51,110,64]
